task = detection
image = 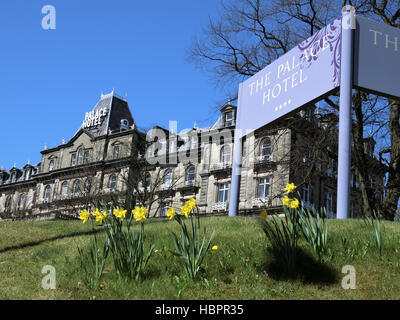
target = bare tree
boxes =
[188,0,400,219]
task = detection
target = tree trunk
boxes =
[382,100,400,220]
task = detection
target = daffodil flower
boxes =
[285,183,296,194]
[79,209,90,223]
[282,195,291,207]
[166,207,175,220]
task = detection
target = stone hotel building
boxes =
[0,91,383,220]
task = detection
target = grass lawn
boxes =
[0,216,399,300]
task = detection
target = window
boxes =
[327,158,336,177]
[186,167,195,185]
[164,170,173,188]
[71,153,76,166]
[302,184,313,208]
[10,172,16,183]
[44,185,52,202]
[160,202,170,217]
[83,150,90,164]
[73,180,81,197]
[18,193,26,210]
[257,177,270,199]
[48,159,54,171]
[109,175,117,191]
[191,135,198,149]
[84,179,91,194]
[217,183,229,203]
[5,196,12,212]
[224,111,234,127]
[77,148,84,165]
[61,181,69,199]
[24,169,31,180]
[260,138,271,162]
[113,145,120,159]
[145,173,151,190]
[325,191,336,218]
[220,145,231,164]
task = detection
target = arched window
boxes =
[109,175,117,191]
[77,148,84,165]
[5,196,12,212]
[18,193,26,210]
[84,179,91,194]
[61,181,69,199]
[186,166,195,185]
[260,138,271,162]
[73,180,81,197]
[164,170,173,188]
[220,145,231,164]
[44,185,52,202]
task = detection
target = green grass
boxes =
[0,216,400,300]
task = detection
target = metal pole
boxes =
[229,83,243,217]
[336,6,355,219]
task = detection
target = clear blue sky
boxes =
[0,0,230,169]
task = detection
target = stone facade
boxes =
[0,91,384,221]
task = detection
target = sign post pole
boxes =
[337,6,355,219]
[229,84,243,217]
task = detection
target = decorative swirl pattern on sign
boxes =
[297,18,342,87]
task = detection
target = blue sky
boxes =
[0,0,230,169]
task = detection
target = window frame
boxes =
[217,182,229,203]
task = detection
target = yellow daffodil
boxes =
[79,209,90,223]
[290,198,300,209]
[282,195,291,207]
[132,206,148,223]
[92,208,101,217]
[212,245,218,250]
[95,210,108,224]
[185,198,196,211]
[260,209,268,219]
[166,207,176,220]
[285,183,296,194]
[180,205,191,218]
[113,207,127,221]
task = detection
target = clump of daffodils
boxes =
[282,183,299,209]
[167,197,216,280]
[178,198,196,218]
[79,208,108,224]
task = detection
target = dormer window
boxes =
[224,111,234,127]
[113,145,120,159]
[24,169,31,180]
[10,172,16,183]
[49,160,54,171]
[83,150,90,164]
[77,148,84,165]
[71,153,77,166]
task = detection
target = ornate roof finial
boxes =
[227,97,231,105]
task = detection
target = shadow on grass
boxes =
[263,247,339,285]
[0,228,104,254]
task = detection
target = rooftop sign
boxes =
[82,107,109,129]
